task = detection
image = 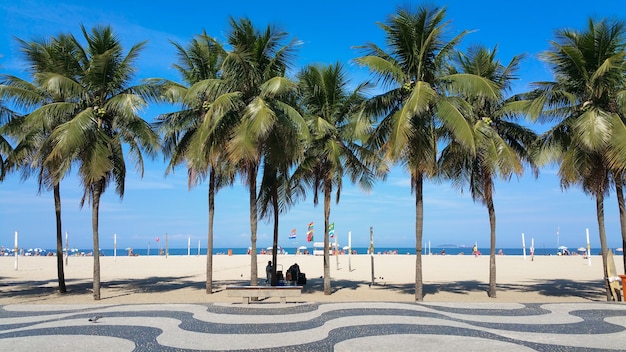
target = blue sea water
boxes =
[55,246,612,257]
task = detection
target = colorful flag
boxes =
[289,228,296,240]
[306,222,314,242]
[329,222,335,238]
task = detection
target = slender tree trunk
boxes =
[485,178,497,298]
[414,173,424,302]
[596,194,612,301]
[54,184,66,293]
[323,180,331,295]
[271,184,279,286]
[615,180,626,273]
[92,181,102,300]
[248,165,258,286]
[206,169,215,294]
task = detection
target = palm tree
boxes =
[220,17,302,285]
[615,175,626,272]
[294,62,380,294]
[257,106,307,285]
[439,45,538,298]
[151,32,236,293]
[0,34,82,293]
[43,25,158,300]
[526,18,626,300]
[354,4,497,301]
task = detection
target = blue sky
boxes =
[1,0,624,251]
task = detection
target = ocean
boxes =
[42,246,615,257]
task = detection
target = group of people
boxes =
[265,260,305,286]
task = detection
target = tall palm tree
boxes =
[526,18,626,300]
[0,34,82,293]
[354,4,497,301]
[151,32,236,293]
[439,45,538,298]
[294,62,380,294]
[257,104,307,285]
[220,17,302,285]
[43,25,158,300]
[615,174,626,272]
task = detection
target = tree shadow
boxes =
[0,276,609,302]
[295,277,608,301]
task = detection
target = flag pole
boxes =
[65,231,69,266]
[348,231,352,272]
[334,226,339,270]
[522,233,526,260]
[114,233,117,261]
[14,231,18,270]
[370,226,375,286]
[586,228,591,266]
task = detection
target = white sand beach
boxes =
[0,253,623,304]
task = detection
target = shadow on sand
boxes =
[0,275,609,303]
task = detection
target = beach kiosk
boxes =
[313,242,339,255]
[313,242,325,256]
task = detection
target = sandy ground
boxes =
[0,253,623,305]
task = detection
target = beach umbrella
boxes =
[298,246,307,250]
[558,246,568,250]
[577,247,586,252]
[617,248,623,252]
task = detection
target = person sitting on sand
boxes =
[287,263,300,285]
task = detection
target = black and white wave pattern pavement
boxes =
[1,302,625,351]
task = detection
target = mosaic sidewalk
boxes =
[1,302,625,351]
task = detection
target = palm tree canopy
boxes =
[295,62,382,205]
[527,18,626,193]
[354,4,500,176]
[439,45,538,203]
[40,25,158,204]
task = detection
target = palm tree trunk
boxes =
[206,168,215,294]
[615,180,626,273]
[53,184,66,293]
[271,184,279,286]
[323,180,331,295]
[248,164,258,286]
[92,181,103,300]
[485,178,497,298]
[596,194,612,301]
[414,172,424,302]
